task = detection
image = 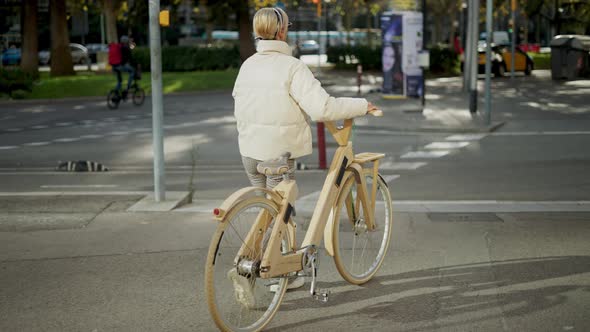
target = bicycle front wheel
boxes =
[332,173,393,284]
[205,197,291,332]
[132,87,145,106]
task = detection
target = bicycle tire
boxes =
[205,197,290,332]
[107,89,120,110]
[132,87,145,106]
[332,172,393,285]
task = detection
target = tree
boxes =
[237,1,256,61]
[50,0,75,76]
[100,0,124,44]
[21,0,38,76]
[206,0,256,62]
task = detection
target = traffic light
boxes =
[159,10,170,27]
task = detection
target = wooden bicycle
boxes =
[205,111,392,331]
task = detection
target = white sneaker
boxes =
[269,276,305,293]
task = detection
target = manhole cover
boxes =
[427,213,503,222]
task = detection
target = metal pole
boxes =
[484,0,493,124]
[469,0,479,113]
[317,1,322,75]
[148,0,166,202]
[421,0,426,107]
[317,123,327,169]
[463,0,472,92]
[510,0,516,79]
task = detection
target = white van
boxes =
[480,31,510,46]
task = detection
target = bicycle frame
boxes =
[216,118,383,279]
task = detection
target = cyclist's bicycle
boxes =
[107,66,145,110]
[205,110,392,331]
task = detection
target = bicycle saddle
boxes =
[257,153,291,176]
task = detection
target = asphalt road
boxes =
[1,71,589,331]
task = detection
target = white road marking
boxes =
[0,146,18,150]
[40,185,119,189]
[382,175,400,183]
[109,131,129,136]
[380,161,428,170]
[125,115,140,119]
[445,134,487,141]
[5,128,23,132]
[53,138,80,143]
[390,200,590,213]
[425,141,470,149]
[55,122,73,126]
[30,125,49,129]
[0,191,147,196]
[492,131,590,136]
[80,134,104,139]
[401,150,450,159]
[176,200,590,213]
[23,141,51,146]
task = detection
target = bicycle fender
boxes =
[213,186,281,221]
[323,171,355,257]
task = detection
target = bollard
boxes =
[317,122,327,170]
[357,64,362,95]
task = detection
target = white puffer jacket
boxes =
[233,40,368,161]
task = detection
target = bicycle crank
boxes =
[300,245,330,303]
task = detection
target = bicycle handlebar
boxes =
[324,109,383,146]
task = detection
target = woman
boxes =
[232,7,379,289]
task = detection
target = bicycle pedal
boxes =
[313,289,330,303]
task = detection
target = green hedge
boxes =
[327,46,381,70]
[529,52,550,70]
[0,68,35,98]
[327,45,460,75]
[428,46,460,75]
[133,46,240,72]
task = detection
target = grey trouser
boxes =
[241,156,295,189]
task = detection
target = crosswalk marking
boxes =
[379,161,427,170]
[425,141,470,149]
[445,134,487,141]
[23,142,50,146]
[401,150,450,159]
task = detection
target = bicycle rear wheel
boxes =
[132,87,145,106]
[332,173,393,284]
[205,197,291,332]
[107,89,120,109]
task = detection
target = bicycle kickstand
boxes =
[301,246,330,303]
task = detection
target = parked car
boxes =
[1,47,21,65]
[461,41,534,77]
[38,43,90,65]
[85,43,108,63]
[298,40,320,55]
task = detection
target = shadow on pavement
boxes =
[272,256,590,331]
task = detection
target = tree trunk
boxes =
[21,0,38,76]
[345,0,353,45]
[50,0,74,76]
[103,0,119,44]
[366,2,373,48]
[434,15,443,44]
[236,1,255,62]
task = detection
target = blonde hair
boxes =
[253,7,287,40]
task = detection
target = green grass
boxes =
[529,52,551,70]
[26,69,238,99]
